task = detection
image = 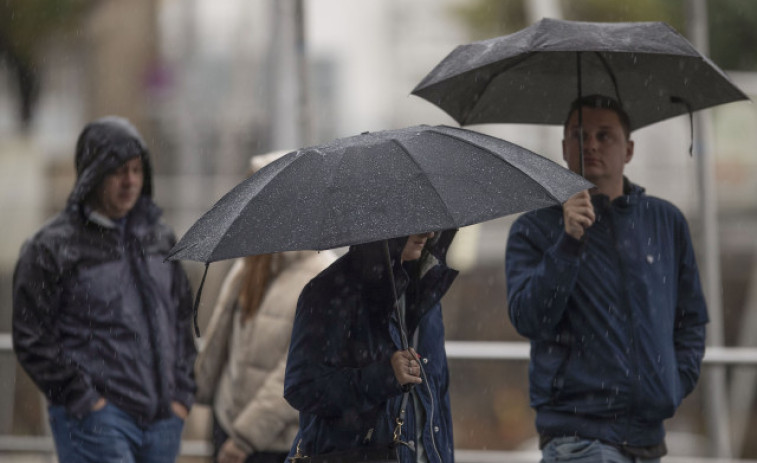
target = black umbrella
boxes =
[170,125,592,337]
[412,18,749,131]
[169,124,591,263]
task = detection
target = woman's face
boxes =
[401,232,435,262]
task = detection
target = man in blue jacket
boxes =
[13,117,197,462]
[505,95,708,463]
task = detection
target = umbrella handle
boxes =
[191,263,209,337]
[671,96,694,156]
[383,240,410,350]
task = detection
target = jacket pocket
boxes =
[529,341,570,408]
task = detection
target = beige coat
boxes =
[195,250,335,454]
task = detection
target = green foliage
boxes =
[453,0,686,39]
[0,0,90,63]
[561,0,684,29]
[452,0,756,70]
[709,0,757,70]
[451,0,527,40]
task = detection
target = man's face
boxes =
[562,107,634,187]
[93,156,144,219]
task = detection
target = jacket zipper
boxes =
[608,208,637,444]
[394,313,444,463]
[411,324,443,463]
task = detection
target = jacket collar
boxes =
[591,177,645,213]
[73,196,162,236]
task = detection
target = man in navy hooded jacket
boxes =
[505,95,708,462]
[13,117,196,462]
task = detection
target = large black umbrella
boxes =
[169,124,591,264]
[412,18,749,131]
[170,124,591,338]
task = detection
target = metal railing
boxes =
[2,334,757,462]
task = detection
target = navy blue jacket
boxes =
[12,118,196,424]
[284,233,458,463]
[505,181,708,447]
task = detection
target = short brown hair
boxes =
[564,94,632,139]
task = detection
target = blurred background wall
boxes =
[1,0,756,461]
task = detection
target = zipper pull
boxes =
[363,428,374,443]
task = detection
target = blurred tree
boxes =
[452,0,684,40]
[0,0,91,131]
[708,0,757,70]
[451,0,757,71]
[450,0,527,40]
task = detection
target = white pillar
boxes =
[687,0,731,458]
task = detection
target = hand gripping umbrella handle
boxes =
[383,240,410,350]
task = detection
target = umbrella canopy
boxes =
[412,18,749,131]
[168,124,592,263]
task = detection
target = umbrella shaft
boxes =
[577,52,584,177]
[383,240,410,350]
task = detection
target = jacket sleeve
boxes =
[171,261,198,410]
[12,239,100,417]
[284,286,402,418]
[673,216,709,398]
[505,214,584,340]
[232,354,299,453]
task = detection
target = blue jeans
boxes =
[541,437,661,463]
[48,403,185,463]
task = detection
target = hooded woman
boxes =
[194,152,336,463]
[284,230,458,463]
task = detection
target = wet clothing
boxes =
[195,250,336,455]
[284,233,458,463]
[505,180,708,450]
[13,118,196,430]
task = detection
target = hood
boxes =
[66,116,154,209]
[345,229,457,290]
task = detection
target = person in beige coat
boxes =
[194,152,336,463]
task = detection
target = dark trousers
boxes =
[212,414,290,463]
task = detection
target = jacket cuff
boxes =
[67,389,101,419]
[173,390,195,412]
[232,436,255,456]
[362,358,403,401]
[553,232,585,260]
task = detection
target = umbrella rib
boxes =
[593,51,622,105]
[389,138,458,227]
[457,52,538,125]
[428,127,562,205]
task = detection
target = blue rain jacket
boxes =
[12,118,196,424]
[284,233,458,463]
[505,181,708,447]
